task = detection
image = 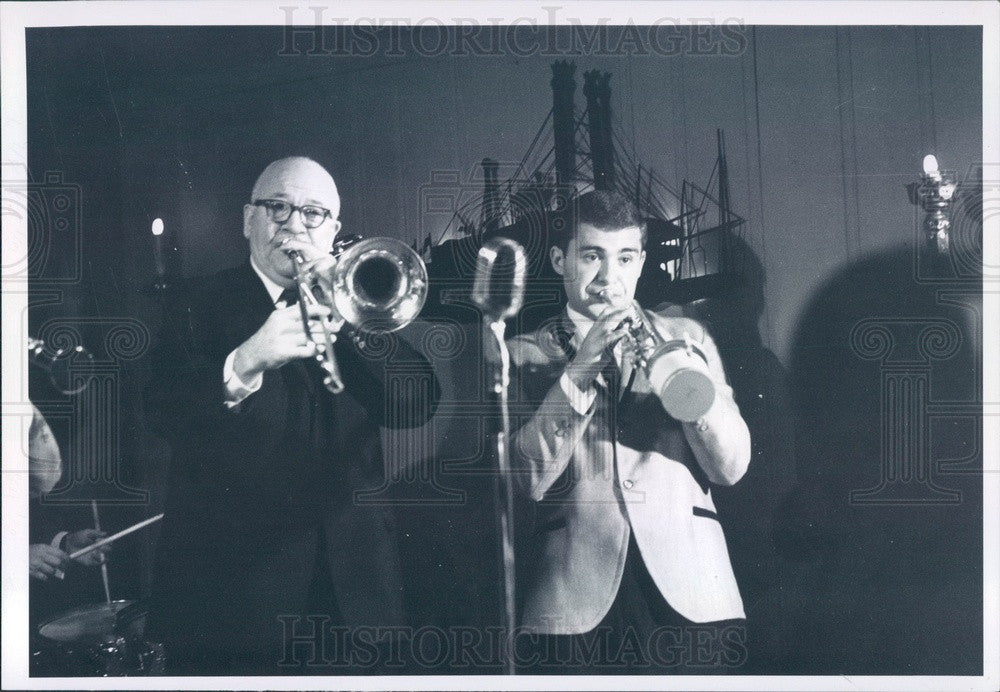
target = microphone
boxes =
[472,237,527,322]
[471,238,527,670]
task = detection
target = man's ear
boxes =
[550,245,565,276]
[242,204,253,239]
[638,249,647,269]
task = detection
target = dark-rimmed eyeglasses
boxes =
[252,199,333,229]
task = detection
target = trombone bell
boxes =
[330,237,428,333]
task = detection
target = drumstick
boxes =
[69,513,164,560]
[91,500,112,604]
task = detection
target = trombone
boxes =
[286,236,428,394]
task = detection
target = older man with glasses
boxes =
[145,157,438,674]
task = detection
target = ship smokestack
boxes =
[551,61,577,190]
[584,70,615,190]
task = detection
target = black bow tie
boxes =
[277,287,299,307]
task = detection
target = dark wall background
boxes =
[23,24,984,675]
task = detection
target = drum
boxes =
[32,600,164,676]
[645,338,716,422]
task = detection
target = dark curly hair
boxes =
[549,189,646,251]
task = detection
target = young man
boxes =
[509,190,751,673]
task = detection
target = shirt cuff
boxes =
[223,349,263,408]
[559,371,597,416]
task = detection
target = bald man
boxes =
[145,157,438,674]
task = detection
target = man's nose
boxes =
[280,210,310,235]
[594,259,614,283]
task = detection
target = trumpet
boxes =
[611,297,716,422]
[287,236,428,394]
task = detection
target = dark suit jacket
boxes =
[145,261,438,672]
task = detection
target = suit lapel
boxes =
[223,262,280,348]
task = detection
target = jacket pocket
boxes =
[692,506,720,522]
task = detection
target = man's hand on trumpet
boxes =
[564,302,633,392]
[232,302,335,381]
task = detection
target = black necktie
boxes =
[277,287,298,307]
[601,353,620,397]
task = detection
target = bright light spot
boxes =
[922,154,939,176]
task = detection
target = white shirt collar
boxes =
[565,305,594,348]
[249,256,288,305]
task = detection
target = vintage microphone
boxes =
[472,237,527,675]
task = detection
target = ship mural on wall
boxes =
[419,61,747,331]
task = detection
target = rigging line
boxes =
[641,179,676,219]
[608,116,634,157]
[436,186,484,245]
[573,151,595,170]
[613,159,648,205]
[925,30,939,155]
[609,121,641,173]
[705,158,720,207]
[510,107,554,186]
[614,131,682,201]
[498,154,557,220]
[644,166,684,206]
[532,129,556,171]
[436,186,495,245]
[514,150,554,190]
[916,27,939,156]
[627,49,638,162]
[574,108,589,137]
[531,147,555,172]
[847,28,862,251]
[739,23,758,262]
[530,161,557,189]
[678,51,690,183]
[520,134,556,180]
[835,28,853,259]
[434,209,461,246]
[610,131,641,182]
[687,179,718,220]
[679,158,743,222]
[750,26,773,346]
[634,169,671,219]
[646,171,683,207]
[611,112,641,167]
[571,163,593,181]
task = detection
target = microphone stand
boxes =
[484,318,517,675]
[472,238,526,676]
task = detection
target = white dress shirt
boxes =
[222,258,289,407]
